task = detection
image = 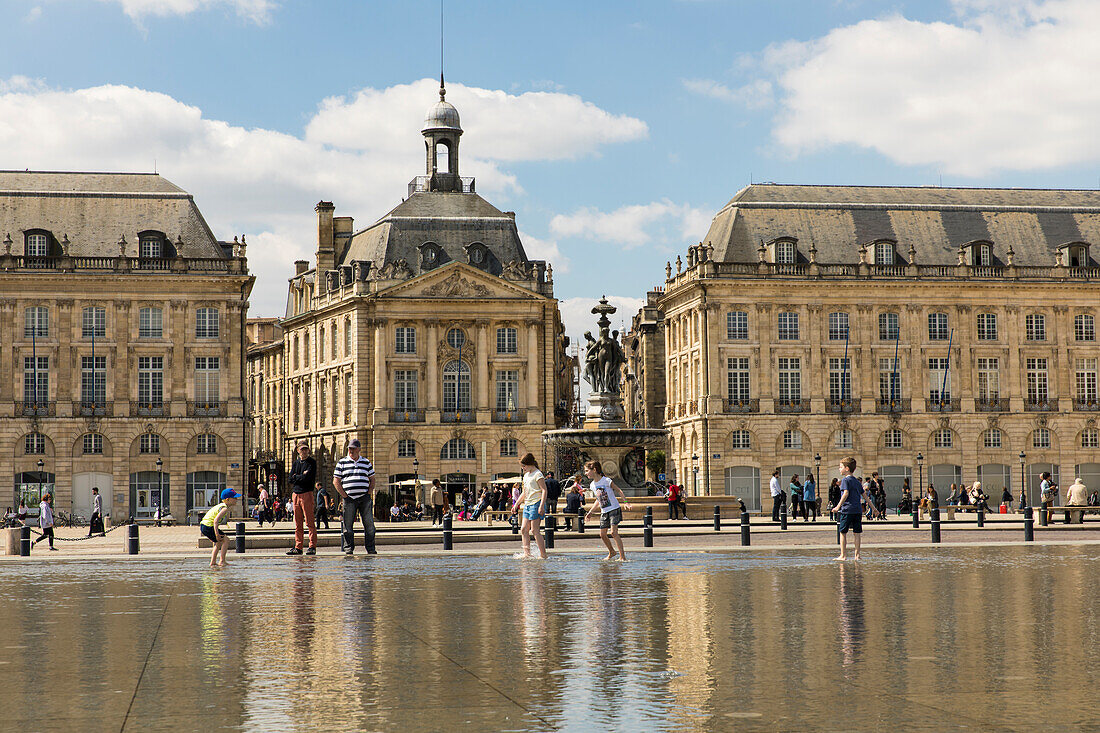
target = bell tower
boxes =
[421,76,463,192]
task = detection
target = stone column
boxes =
[170,300,188,416]
[113,300,131,414]
[0,299,12,404]
[1053,305,1071,408]
[526,320,539,419]
[57,299,73,416]
[425,320,439,420]
[476,321,489,414]
[755,304,773,404]
[373,319,386,412]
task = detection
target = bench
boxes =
[1050,505,1100,524]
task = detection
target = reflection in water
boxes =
[0,547,1096,732]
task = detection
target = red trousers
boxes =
[293,492,317,549]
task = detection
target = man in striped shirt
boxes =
[333,438,377,555]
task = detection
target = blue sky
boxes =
[1,0,1098,337]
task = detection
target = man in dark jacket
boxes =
[563,483,584,530]
[286,442,318,556]
[545,472,562,515]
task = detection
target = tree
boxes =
[646,450,666,480]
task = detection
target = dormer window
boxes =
[419,242,444,271]
[465,242,489,267]
[772,238,797,264]
[964,240,995,267]
[140,237,162,259]
[1064,242,1091,268]
[25,233,48,258]
[874,240,896,266]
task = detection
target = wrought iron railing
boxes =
[723,398,758,414]
[390,409,425,423]
[925,398,960,412]
[1024,398,1058,412]
[774,398,809,413]
[876,398,910,413]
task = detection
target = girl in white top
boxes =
[583,460,632,561]
[510,452,549,559]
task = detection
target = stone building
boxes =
[0,171,253,522]
[653,184,1100,508]
[246,318,284,492]
[276,82,566,502]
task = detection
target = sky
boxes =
[2,0,1099,345]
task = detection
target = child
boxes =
[834,457,867,561]
[200,488,240,567]
[511,452,548,559]
[583,461,632,561]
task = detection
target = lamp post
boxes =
[916,452,924,495]
[155,457,163,523]
[1019,451,1028,511]
[413,457,420,506]
[814,453,821,514]
[36,458,44,506]
[692,453,699,496]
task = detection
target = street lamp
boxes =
[692,453,699,496]
[412,457,420,506]
[155,457,164,523]
[915,452,923,521]
[1019,451,1028,511]
[36,458,44,505]
[814,453,821,514]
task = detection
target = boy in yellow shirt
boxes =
[199,488,241,567]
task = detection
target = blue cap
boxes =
[221,488,241,501]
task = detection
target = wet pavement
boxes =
[2,545,1097,731]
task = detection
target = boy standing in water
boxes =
[833,457,866,561]
[199,488,240,567]
[583,461,632,561]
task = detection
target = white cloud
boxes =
[518,231,570,274]
[756,0,1100,176]
[550,199,711,249]
[96,0,276,22]
[682,78,773,108]
[24,6,42,22]
[0,77,645,315]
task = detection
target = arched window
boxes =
[1082,428,1099,448]
[319,325,325,362]
[442,360,470,413]
[933,429,953,448]
[835,429,854,450]
[440,438,475,461]
[874,241,895,266]
[1032,428,1051,449]
[345,317,352,356]
[782,430,802,450]
[436,141,450,174]
[731,430,751,449]
[883,429,904,449]
[983,429,1002,449]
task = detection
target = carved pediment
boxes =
[422,271,492,298]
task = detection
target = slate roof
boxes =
[0,171,227,258]
[339,191,529,276]
[704,184,1100,266]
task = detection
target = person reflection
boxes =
[837,563,866,669]
[293,570,315,655]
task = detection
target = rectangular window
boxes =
[1025,314,1046,341]
[1026,358,1049,403]
[775,240,796,264]
[1083,429,1099,449]
[25,434,46,454]
[138,356,164,406]
[139,238,162,259]
[496,327,518,354]
[303,382,311,429]
[196,308,220,339]
[835,429,854,449]
[1033,428,1050,449]
[1076,358,1098,403]
[139,307,163,339]
[727,311,748,340]
[197,434,217,454]
[395,326,417,354]
[24,307,48,338]
[345,374,353,420]
[194,357,220,405]
[1075,314,1096,342]
[397,439,416,458]
[828,357,851,403]
[83,433,103,455]
[879,358,901,403]
[731,430,751,449]
[139,433,160,454]
[23,356,48,404]
[878,312,899,341]
[394,370,418,411]
[82,306,106,338]
[828,312,849,341]
[977,358,1000,401]
[984,429,1002,449]
[777,312,799,340]
[783,430,802,450]
[778,357,801,402]
[977,313,998,340]
[928,313,949,341]
[26,234,48,258]
[318,377,327,427]
[726,357,750,402]
[81,355,107,405]
[884,429,903,449]
[500,438,518,457]
[496,369,520,411]
[928,357,951,402]
[934,430,953,448]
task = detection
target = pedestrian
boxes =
[33,493,57,551]
[1000,485,1014,512]
[834,457,867,561]
[88,486,106,536]
[16,500,28,526]
[315,481,331,529]
[258,483,272,527]
[286,442,318,556]
[1040,472,1057,524]
[544,471,562,515]
[677,482,689,519]
[563,479,584,530]
[667,481,681,520]
[789,474,803,519]
[3,506,14,527]
[153,503,162,527]
[770,468,784,522]
[802,473,817,521]
[827,478,841,516]
[1089,491,1100,507]
[511,452,548,559]
[583,460,632,561]
[429,479,448,525]
[199,488,240,568]
[333,438,377,556]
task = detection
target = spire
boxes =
[440,72,446,102]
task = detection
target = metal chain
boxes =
[21,521,130,542]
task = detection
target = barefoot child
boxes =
[833,457,866,561]
[200,488,241,567]
[511,453,549,559]
[583,461,632,561]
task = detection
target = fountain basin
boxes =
[543,427,668,495]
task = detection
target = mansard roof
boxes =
[0,170,227,258]
[705,184,1100,266]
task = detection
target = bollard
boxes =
[780,509,787,530]
[977,506,985,528]
[127,523,140,555]
[442,513,453,550]
[643,508,653,548]
[740,510,750,546]
[235,522,246,553]
[930,508,941,544]
[578,514,585,534]
[1024,507,1034,542]
[912,506,919,529]
[19,526,30,556]
[545,515,556,549]
[713,505,721,532]
[1039,503,1048,527]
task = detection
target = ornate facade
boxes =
[265,82,568,502]
[649,184,1100,507]
[0,172,253,523]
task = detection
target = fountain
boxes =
[542,297,668,495]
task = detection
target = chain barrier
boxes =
[15,520,132,542]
